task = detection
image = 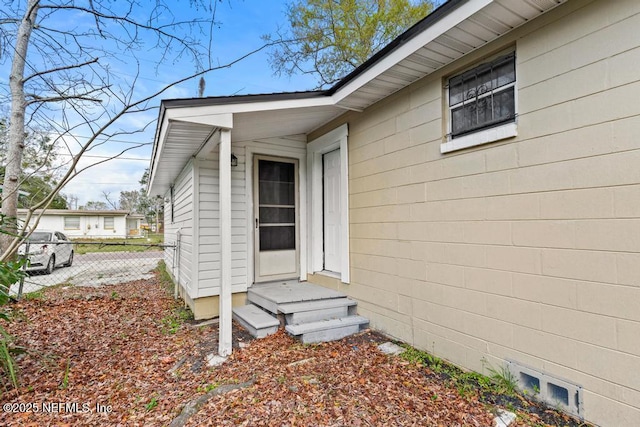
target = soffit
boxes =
[334,0,567,110]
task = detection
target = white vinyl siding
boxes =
[163,161,194,294]
[196,158,221,293]
[196,153,248,296]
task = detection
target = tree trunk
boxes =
[1,0,39,254]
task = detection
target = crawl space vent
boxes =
[507,361,583,418]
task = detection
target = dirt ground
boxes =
[0,274,587,426]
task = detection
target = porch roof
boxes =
[148,0,567,196]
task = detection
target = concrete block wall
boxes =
[317,0,640,425]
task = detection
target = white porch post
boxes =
[218,128,232,356]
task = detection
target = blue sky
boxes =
[51,0,316,207]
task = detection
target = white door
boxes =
[254,156,299,282]
[323,149,341,273]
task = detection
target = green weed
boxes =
[400,345,444,372]
[23,287,46,300]
[154,260,175,294]
[144,397,158,411]
[0,324,22,390]
[60,359,71,389]
[160,307,192,334]
[483,360,518,395]
[197,382,220,393]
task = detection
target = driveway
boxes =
[10,251,164,296]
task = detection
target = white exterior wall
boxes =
[309,1,640,425]
[22,214,128,238]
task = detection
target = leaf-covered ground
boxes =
[0,274,583,426]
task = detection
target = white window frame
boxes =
[64,216,80,230]
[307,124,350,284]
[104,216,115,230]
[442,50,518,154]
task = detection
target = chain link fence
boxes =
[10,241,176,299]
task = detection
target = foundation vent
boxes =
[507,361,583,418]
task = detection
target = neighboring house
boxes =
[19,209,144,238]
[147,0,640,425]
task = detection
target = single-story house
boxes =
[147,0,640,425]
[19,209,144,238]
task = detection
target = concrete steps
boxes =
[233,282,369,343]
[232,304,279,338]
[285,316,369,344]
[278,298,357,325]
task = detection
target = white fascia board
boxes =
[147,116,173,196]
[167,96,335,117]
[331,0,493,105]
[166,110,233,129]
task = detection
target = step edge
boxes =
[285,316,369,335]
[277,298,357,314]
[232,305,280,329]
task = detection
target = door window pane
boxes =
[259,160,295,182]
[258,159,296,252]
[260,226,295,251]
[258,160,295,205]
[259,182,295,205]
[259,207,295,224]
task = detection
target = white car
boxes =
[21,230,74,274]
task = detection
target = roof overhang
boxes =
[147,94,346,196]
[17,209,133,217]
[148,0,567,196]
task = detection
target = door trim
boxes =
[244,142,308,286]
[307,124,350,283]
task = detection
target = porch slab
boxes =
[248,281,346,314]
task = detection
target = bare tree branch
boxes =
[0,0,284,261]
[102,191,118,210]
[23,57,99,83]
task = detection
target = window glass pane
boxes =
[104,217,114,229]
[29,232,52,241]
[449,53,516,137]
[260,226,295,251]
[493,55,516,89]
[260,207,295,224]
[473,66,493,96]
[64,217,80,229]
[451,104,471,135]
[449,76,464,105]
[492,87,516,122]
[476,95,493,125]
